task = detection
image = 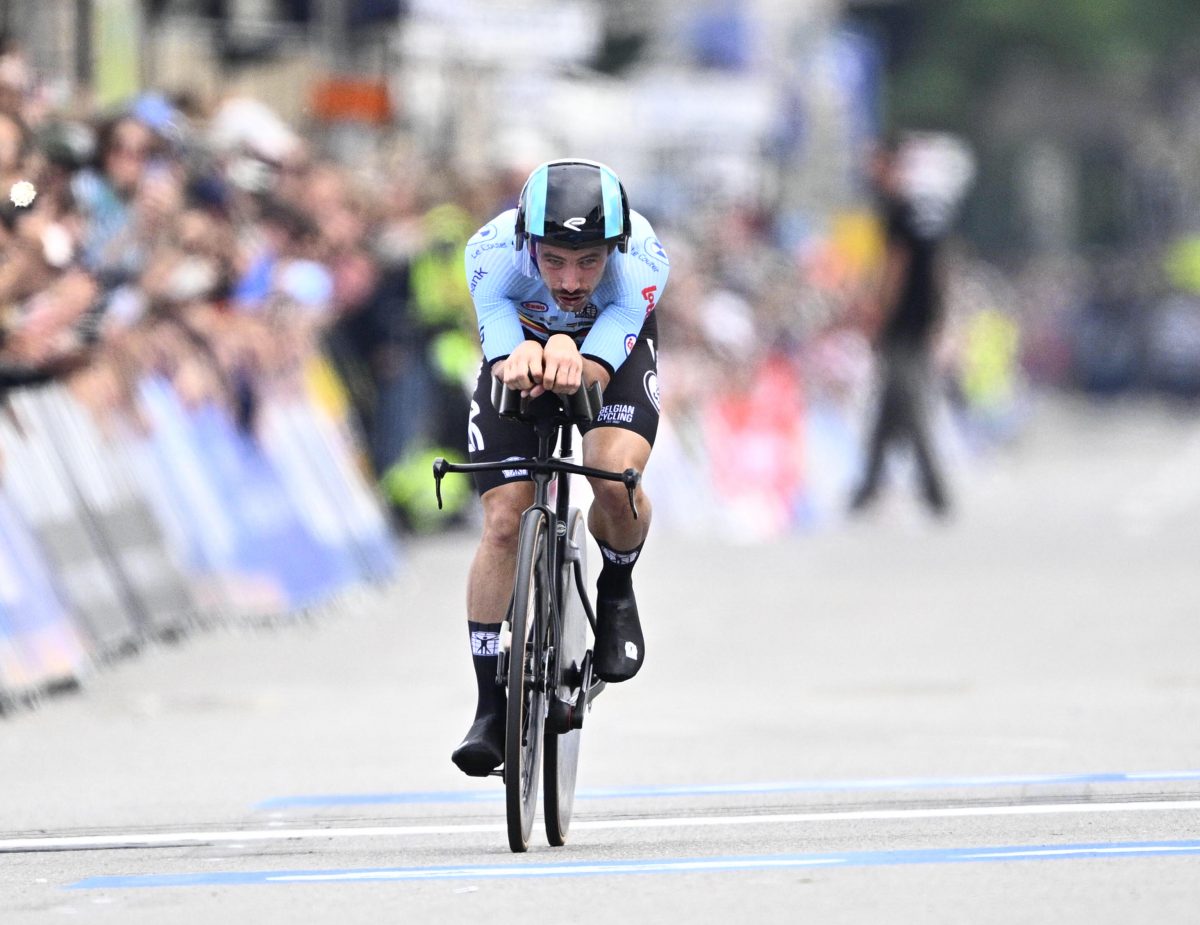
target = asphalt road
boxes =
[2,395,1199,923]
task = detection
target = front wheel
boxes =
[506,507,549,853]
[545,506,588,846]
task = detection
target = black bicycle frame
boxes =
[432,390,641,690]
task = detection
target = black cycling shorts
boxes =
[467,312,661,496]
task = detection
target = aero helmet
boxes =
[515,159,631,253]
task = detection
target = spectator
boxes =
[848,139,952,517]
[71,114,164,283]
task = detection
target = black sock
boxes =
[596,540,644,599]
[467,621,505,719]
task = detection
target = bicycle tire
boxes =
[545,506,587,846]
[506,507,549,853]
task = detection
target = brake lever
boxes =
[623,467,640,520]
[432,457,447,510]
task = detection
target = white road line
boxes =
[570,801,1200,830]
[69,840,1200,888]
[270,857,845,883]
[963,845,1200,860]
[256,770,1200,808]
[5,799,1200,852]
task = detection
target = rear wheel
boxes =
[505,508,549,853]
[545,507,588,846]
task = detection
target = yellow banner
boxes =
[94,0,142,109]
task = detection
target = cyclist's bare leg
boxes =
[453,480,533,776]
[582,427,653,550]
[468,481,535,625]
[582,427,652,682]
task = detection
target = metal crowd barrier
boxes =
[0,373,399,711]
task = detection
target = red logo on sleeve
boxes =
[641,285,657,314]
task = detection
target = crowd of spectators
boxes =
[0,40,492,508]
[0,34,1034,532]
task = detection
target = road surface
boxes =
[2,395,1199,923]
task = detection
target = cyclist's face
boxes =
[536,242,609,312]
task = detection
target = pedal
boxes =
[572,652,596,729]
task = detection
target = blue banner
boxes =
[0,489,89,697]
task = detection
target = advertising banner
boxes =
[0,401,140,656]
[0,489,89,699]
[27,387,196,639]
[186,399,348,614]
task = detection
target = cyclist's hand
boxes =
[494,340,545,397]
[539,334,583,397]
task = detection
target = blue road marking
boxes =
[68,840,1200,890]
[254,770,1200,811]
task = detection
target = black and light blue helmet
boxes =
[515,159,631,253]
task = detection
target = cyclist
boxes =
[452,159,669,776]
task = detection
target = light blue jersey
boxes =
[465,209,669,374]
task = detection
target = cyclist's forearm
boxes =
[582,357,611,392]
[474,299,527,363]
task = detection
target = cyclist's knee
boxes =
[583,430,651,522]
[589,475,646,521]
[479,483,531,547]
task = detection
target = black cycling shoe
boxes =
[594,590,644,683]
[451,711,505,777]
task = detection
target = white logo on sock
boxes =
[601,546,640,566]
[625,641,640,661]
[471,631,500,656]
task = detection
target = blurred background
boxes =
[1,0,1199,704]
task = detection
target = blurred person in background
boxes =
[0,35,33,121]
[0,108,31,195]
[452,159,668,777]
[140,206,237,317]
[0,200,98,384]
[849,138,951,518]
[371,202,479,531]
[71,114,167,284]
[0,118,97,387]
[322,171,432,487]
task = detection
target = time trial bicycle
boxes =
[433,379,640,852]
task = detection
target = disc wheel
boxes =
[545,507,588,846]
[505,508,549,853]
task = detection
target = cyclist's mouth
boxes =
[556,292,585,309]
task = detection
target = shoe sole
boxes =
[593,663,641,683]
[452,745,502,777]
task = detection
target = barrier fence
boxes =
[0,366,399,712]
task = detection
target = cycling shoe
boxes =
[594,590,644,682]
[451,711,505,776]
